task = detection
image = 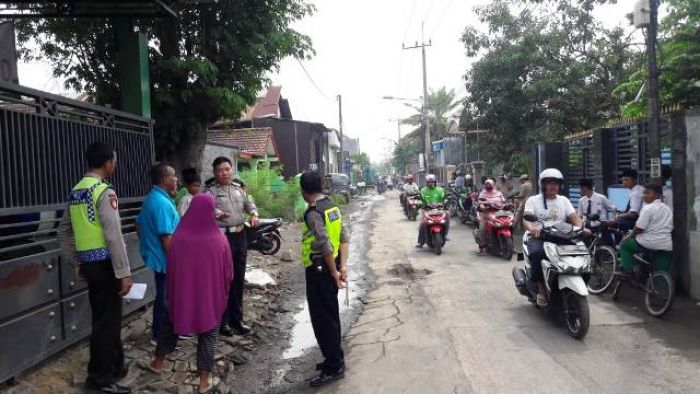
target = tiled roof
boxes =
[208,127,275,157]
[252,86,282,118]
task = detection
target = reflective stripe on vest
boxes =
[300,198,342,268]
[68,177,111,263]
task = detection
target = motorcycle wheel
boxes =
[409,208,417,221]
[562,290,590,340]
[499,235,514,260]
[644,271,675,318]
[433,234,443,256]
[587,245,618,295]
[447,202,458,217]
[260,233,282,255]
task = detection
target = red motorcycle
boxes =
[422,203,448,255]
[405,193,423,221]
[473,200,515,260]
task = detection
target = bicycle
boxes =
[611,248,674,317]
[583,216,618,295]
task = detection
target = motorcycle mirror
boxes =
[523,213,538,222]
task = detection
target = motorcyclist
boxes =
[454,171,466,194]
[476,179,506,254]
[416,174,448,247]
[522,168,583,306]
[402,175,420,214]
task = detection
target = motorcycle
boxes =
[512,214,591,339]
[376,182,386,195]
[465,192,479,224]
[421,203,448,255]
[246,218,283,255]
[405,193,422,221]
[473,200,515,260]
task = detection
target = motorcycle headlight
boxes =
[439,219,446,224]
[493,223,503,228]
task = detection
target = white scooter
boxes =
[512,213,592,339]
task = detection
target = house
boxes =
[327,129,341,173]
[207,126,279,173]
[200,141,240,182]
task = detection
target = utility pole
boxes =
[337,94,344,174]
[403,21,432,175]
[646,0,661,178]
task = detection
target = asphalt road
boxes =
[322,190,700,394]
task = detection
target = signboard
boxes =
[432,140,444,152]
[0,21,18,84]
[309,163,318,171]
[418,153,425,171]
[650,157,661,178]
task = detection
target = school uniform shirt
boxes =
[627,184,645,213]
[177,192,194,216]
[578,192,616,225]
[524,194,576,228]
[635,199,673,251]
[663,186,673,211]
[136,186,180,273]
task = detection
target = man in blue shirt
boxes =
[136,163,180,343]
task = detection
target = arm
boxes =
[96,190,132,294]
[339,223,350,281]
[243,191,260,225]
[307,210,346,288]
[160,235,172,254]
[155,202,179,253]
[522,198,540,237]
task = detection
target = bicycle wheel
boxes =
[644,271,675,318]
[587,245,618,295]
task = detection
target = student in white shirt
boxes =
[619,182,673,273]
[523,168,583,306]
[577,178,616,227]
[615,169,645,231]
[177,171,202,216]
[662,164,673,210]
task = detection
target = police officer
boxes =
[205,156,258,336]
[57,141,132,394]
[299,171,349,387]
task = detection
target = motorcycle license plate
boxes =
[428,209,443,215]
[556,245,589,256]
[495,210,511,217]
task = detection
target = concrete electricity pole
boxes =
[402,22,432,174]
[337,94,344,174]
[646,0,661,178]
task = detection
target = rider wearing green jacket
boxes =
[417,174,449,247]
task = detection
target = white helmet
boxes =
[465,174,473,181]
[426,174,437,183]
[538,168,564,189]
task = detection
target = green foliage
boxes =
[14,0,314,169]
[328,194,348,206]
[391,137,420,173]
[615,0,700,116]
[461,0,636,168]
[401,87,461,140]
[350,153,371,168]
[238,169,304,222]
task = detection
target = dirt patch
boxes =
[387,263,432,281]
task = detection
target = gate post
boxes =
[116,18,151,119]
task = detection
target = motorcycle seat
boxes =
[258,218,282,225]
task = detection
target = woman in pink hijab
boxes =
[477,179,506,254]
[141,194,232,393]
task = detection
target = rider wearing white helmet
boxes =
[522,168,583,306]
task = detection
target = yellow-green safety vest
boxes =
[68,176,111,263]
[300,197,342,268]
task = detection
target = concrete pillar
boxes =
[116,18,151,118]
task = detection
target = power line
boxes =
[402,0,418,44]
[429,0,456,38]
[296,58,334,101]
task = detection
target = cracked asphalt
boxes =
[323,190,700,394]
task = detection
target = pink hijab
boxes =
[167,194,232,334]
[479,179,506,206]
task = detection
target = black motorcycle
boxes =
[246,218,283,255]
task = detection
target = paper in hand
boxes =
[123,283,147,300]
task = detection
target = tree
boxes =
[614,0,700,117]
[14,1,314,170]
[400,87,462,140]
[350,152,370,169]
[391,137,420,174]
[460,0,635,168]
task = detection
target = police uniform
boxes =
[205,181,257,327]
[301,196,349,373]
[57,172,131,387]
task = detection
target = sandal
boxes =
[199,375,221,394]
[536,294,548,307]
[137,360,163,375]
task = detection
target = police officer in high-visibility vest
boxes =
[299,171,350,387]
[57,141,133,394]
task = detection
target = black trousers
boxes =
[224,230,248,325]
[80,260,125,386]
[155,309,219,372]
[306,263,344,372]
[525,238,546,284]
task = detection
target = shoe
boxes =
[536,294,548,307]
[85,381,131,393]
[232,322,251,335]
[310,366,345,387]
[415,244,424,248]
[315,362,326,371]
[179,334,194,340]
[219,325,235,337]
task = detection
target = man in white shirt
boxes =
[619,182,673,274]
[577,178,616,227]
[402,175,420,215]
[662,165,673,210]
[616,169,645,231]
[523,168,583,306]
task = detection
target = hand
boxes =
[75,266,84,281]
[119,276,133,297]
[249,215,260,227]
[340,268,348,282]
[217,211,231,220]
[529,228,541,239]
[582,228,593,236]
[332,271,347,289]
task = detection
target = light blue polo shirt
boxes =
[136,186,180,273]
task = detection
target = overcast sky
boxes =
[18,0,645,162]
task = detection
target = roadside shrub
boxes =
[329,194,348,206]
[238,169,304,221]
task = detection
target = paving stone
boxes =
[173,360,189,372]
[176,385,195,394]
[147,380,177,392]
[169,371,188,384]
[71,370,88,387]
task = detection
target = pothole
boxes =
[387,263,432,281]
[385,279,406,286]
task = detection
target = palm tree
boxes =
[401,87,462,140]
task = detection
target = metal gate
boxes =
[563,133,595,206]
[0,81,155,383]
